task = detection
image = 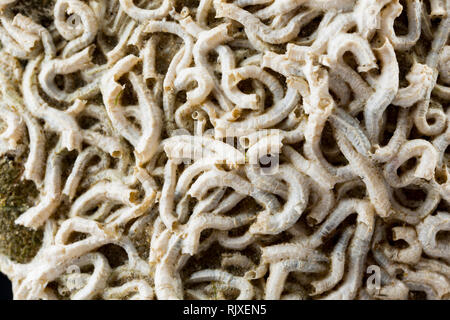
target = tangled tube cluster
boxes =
[0,0,449,300]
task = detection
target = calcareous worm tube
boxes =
[0,0,448,300]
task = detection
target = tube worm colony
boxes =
[0,0,449,300]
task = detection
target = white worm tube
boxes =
[119,0,172,22]
[65,252,111,300]
[163,135,245,165]
[63,146,109,200]
[69,180,138,219]
[159,159,179,231]
[223,65,284,111]
[188,269,254,300]
[382,226,422,265]
[154,234,185,300]
[283,145,335,190]
[380,0,421,50]
[217,230,255,250]
[193,23,234,112]
[14,217,112,299]
[372,108,413,162]
[389,181,441,225]
[364,40,399,145]
[334,129,391,218]
[0,102,23,149]
[265,259,327,299]
[403,269,450,299]
[105,20,137,64]
[383,139,439,188]
[54,0,99,57]
[128,71,162,165]
[101,55,140,146]
[23,56,82,152]
[310,226,355,295]
[214,87,300,137]
[182,211,255,255]
[144,20,193,76]
[253,0,354,20]
[250,164,309,235]
[321,203,375,300]
[215,1,320,44]
[103,280,154,300]
[39,47,99,103]
[261,243,328,265]
[353,0,392,39]
[15,148,64,229]
[174,67,214,106]
[174,159,220,200]
[417,211,450,261]
[11,14,56,57]
[0,15,41,59]
[329,107,371,156]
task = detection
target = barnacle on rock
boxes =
[0,0,449,300]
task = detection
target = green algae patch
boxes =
[0,155,42,264]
